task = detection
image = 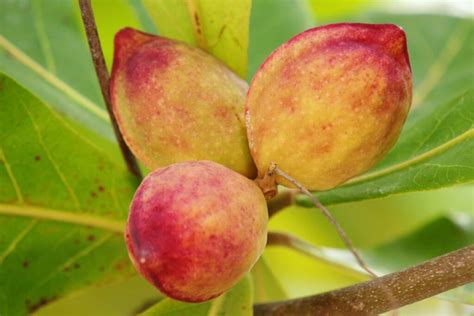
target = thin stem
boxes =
[78,0,142,179]
[254,245,474,315]
[267,231,370,280]
[273,166,377,278]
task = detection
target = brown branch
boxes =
[273,165,377,278]
[254,245,474,315]
[78,0,142,179]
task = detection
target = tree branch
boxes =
[254,245,474,315]
[78,0,142,179]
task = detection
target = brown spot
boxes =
[114,259,129,271]
[98,185,105,192]
[90,191,97,198]
[73,263,80,270]
[64,266,70,272]
[74,239,80,245]
[27,297,56,313]
[22,260,29,268]
[194,12,200,27]
[218,25,226,39]
[34,155,41,161]
[87,234,96,242]
[214,106,229,119]
[321,123,333,130]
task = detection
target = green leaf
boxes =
[143,0,251,79]
[306,0,375,21]
[373,15,473,110]
[0,73,138,315]
[367,215,474,270]
[91,0,144,69]
[250,256,287,303]
[248,0,314,80]
[141,274,253,316]
[0,0,144,140]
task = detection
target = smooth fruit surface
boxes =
[110,28,256,178]
[125,161,268,302]
[246,23,413,190]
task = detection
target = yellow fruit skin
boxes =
[110,28,256,178]
[246,23,413,190]
[125,161,268,302]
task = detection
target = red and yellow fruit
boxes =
[110,28,256,178]
[125,161,268,302]
[246,23,413,190]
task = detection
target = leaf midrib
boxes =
[0,203,125,233]
[344,128,473,186]
[0,35,109,121]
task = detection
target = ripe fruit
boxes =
[125,161,268,302]
[110,28,256,178]
[246,23,413,190]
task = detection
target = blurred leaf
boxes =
[141,274,253,316]
[0,73,139,315]
[273,185,473,249]
[0,0,147,140]
[367,215,474,272]
[307,0,374,21]
[305,90,474,205]
[366,215,474,304]
[251,256,287,303]
[248,0,314,80]
[35,276,159,316]
[91,0,143,69]
[374,15,474,110]
[0,0,108,138]
[143,0,251,78]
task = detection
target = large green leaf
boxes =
[0,0,144,140]
[143,0,251,79]
[141,274,253,316]
[251,256,287,303]
[0,73,139,315]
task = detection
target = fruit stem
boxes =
[267,231,370,280]
[254,245,474,315]
[78,0,142,179]
[272,165,377,278]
